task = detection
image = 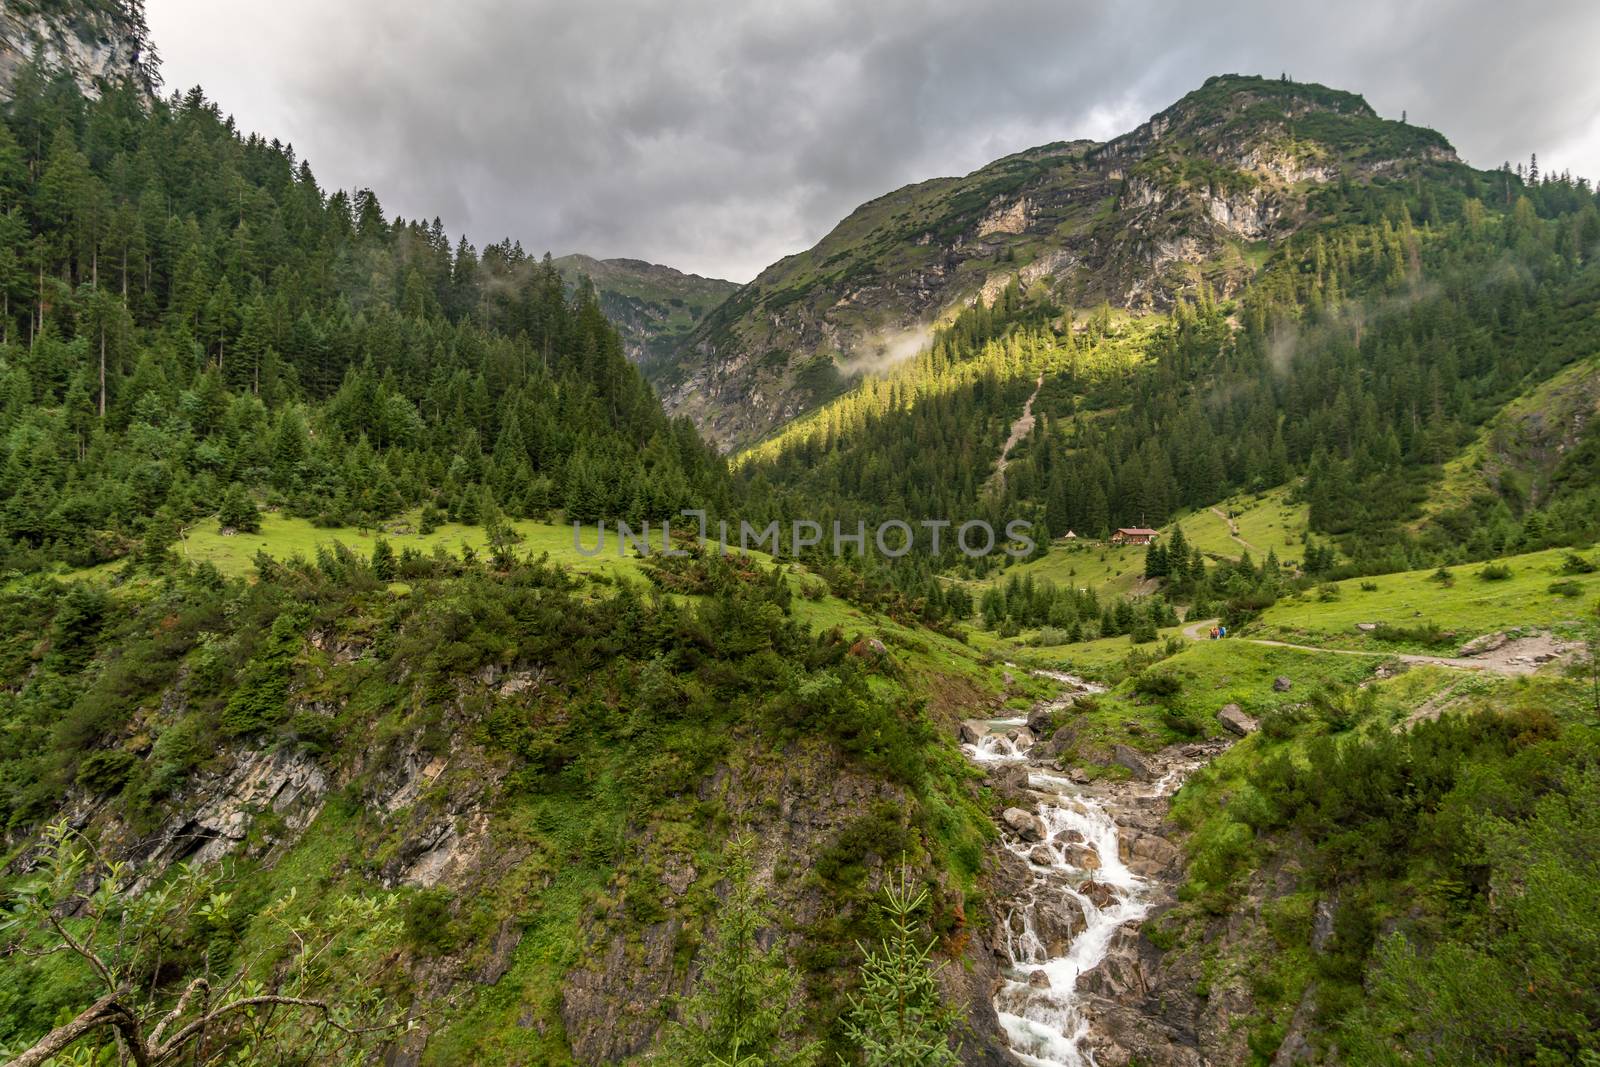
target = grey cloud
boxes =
[149,0,1600,282]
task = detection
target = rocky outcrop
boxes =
[0,2,157,101]
[559,740,1015,1066]
[1003,806,1048,842]
[127,744,328,891]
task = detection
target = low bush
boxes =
[1560,551,1597,575]
[1371,621,1454,648]
[1133,669,1183,701]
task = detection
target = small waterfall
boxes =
[962,674,1197,1067]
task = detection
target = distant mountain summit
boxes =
[662,74,1465,450]
[0,0,159,101]
[551,253,738,367]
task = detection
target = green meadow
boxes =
[1253,544,1600,650]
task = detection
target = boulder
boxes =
[1027,706,1056,735]
[1119,832,1178,867]
[1272,675,1293,693]
[1355,622,1378,632]
[1079,879,1118,909]
[1008,727,1035,747]
[1216,703,1259,737]
[1028,844,1056,866]
[1075,925,1155,1002]
[1034,898,1084,955]
[1028,969,1052,989]
[1458,631,1509,657]
[988,764,1030,806]
[1064,844,1101,870]
[1041,724,1079,758]
[1113,744,1153,781]
[1002,807,1047,842]
[958,722,983,745]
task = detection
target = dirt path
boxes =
[1178,619,1566,677]
[990,374,1045,489]
[1209,506,1255,552]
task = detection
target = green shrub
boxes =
[1359,581,1379,592]
[1371,621,1453,648]
[1477,563,1513,581]
[76,749,137,794]
[403,889,461,955]
[1260,704,1307,740]
[1560,551,1597,575]
[1033,626,1074,646]
[1133,669,1183,700]
[1550,579,1584,598]
[1160,705,1204,736]
[217,484,261,534]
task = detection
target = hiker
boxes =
[1220,625,1228,638]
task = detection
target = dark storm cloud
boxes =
[149,0,1600,281]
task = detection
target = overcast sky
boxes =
[146,0,1600,283]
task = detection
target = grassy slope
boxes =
[167,512,644,580]
[1253,544,1600,651]
[1170,486,1310,562]
[1157,658,1592,1062]
[104,510,1028,702]
[977,541,1151,598]
[1418,352,1600,524]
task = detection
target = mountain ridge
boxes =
[663,73,1466,450]
[551,252,737,366]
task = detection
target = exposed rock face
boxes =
[126,744,328,891]
[0,2,157,101]
[560,743,1015,1066]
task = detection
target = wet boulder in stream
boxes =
[1002,806,1048,842]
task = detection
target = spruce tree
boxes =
[841,868,960,1066]
[371,537,396,581]
[218,484,260,533]
[657,837,818,1067]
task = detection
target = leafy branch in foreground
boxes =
[0,823,413,1066]
[840,865,960,1066]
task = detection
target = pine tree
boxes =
[217,483,260,533]
[1144,540,1169,579]
[370,537,395,581]
[841,868,961,1066]
[657,838,818,1067]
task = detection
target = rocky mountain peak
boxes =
[659,74,1473,450]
